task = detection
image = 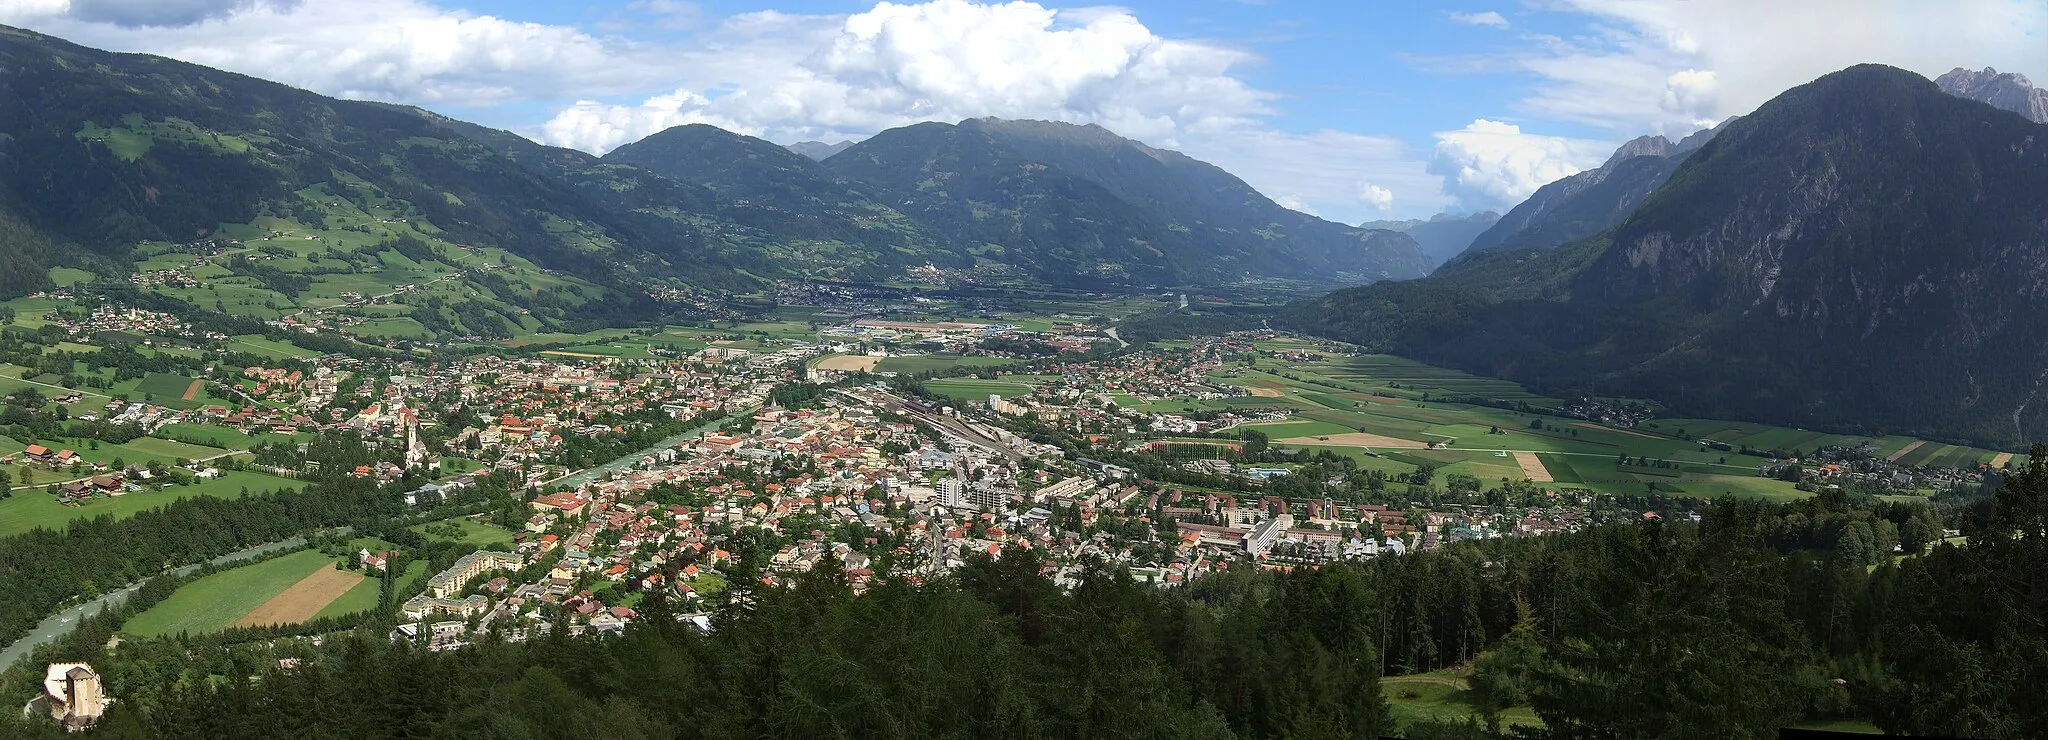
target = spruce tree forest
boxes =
[0,445,2040,738]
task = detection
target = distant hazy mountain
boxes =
[822,117,1430,287]
[1935,66,2048,123]
[787,140,856,160]
[1463,122,1729,256]
[1360,212,1501,268]
[1293,64,2048,446]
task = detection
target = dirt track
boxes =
[1279,433,1429,449]
[234,565,362,628]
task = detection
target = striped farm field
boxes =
[124,549,352,637]
[234,564,364,628]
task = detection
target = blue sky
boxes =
[4,0,2044,222]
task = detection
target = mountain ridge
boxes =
[1291,64,2048,447]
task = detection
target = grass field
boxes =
[874,354,1019,374]
[1382,671,1541,732]
[412,517,518,548]
[124,549,343,637]
[223,335,322,360]
[155,423,306,450]
[924,377,1037,402]
[1208,358,1896,500]
[312,568,389,621]
[0,470,300,538]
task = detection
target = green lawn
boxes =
[123,549,341,637]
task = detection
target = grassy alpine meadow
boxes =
[122,548,348,638]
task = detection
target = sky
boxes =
[2,0,2044,223]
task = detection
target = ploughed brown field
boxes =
[234,565,363,628]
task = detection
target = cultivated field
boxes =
[1208,351,2020,500]
[124,549,347,637]
[1513,451,1554,482]
[234,564,364,627]
[816,354,883,372]
[1276,432,1430,449]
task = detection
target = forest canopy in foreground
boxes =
[0,449,2043,739]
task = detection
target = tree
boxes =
[1899,508,1941,554]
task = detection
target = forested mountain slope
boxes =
[822,118,1431,287]
[1292,65,2048,447]
[0,25,745,297]
[1463,123,1727,255]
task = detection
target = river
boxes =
[0,536,312,669]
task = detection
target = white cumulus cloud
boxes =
[1448,10,1508,28]
[540,0,1272,152]
[1427,119,1609,210]
[1498,0,2048,138]
[1358,183,1395,215]
[1,0,671,106]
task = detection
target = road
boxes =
[0,535,313,669]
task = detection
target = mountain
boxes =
[0,24,1423,309]
[599,125,957,279]
[1360,212,1500,267]
[0,23,782,313]
[1464,122,1728,255]
[1936,66,2048,123]
[822,117,1430,287]
[787,140,856,160]
[1290,64,2048,447]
